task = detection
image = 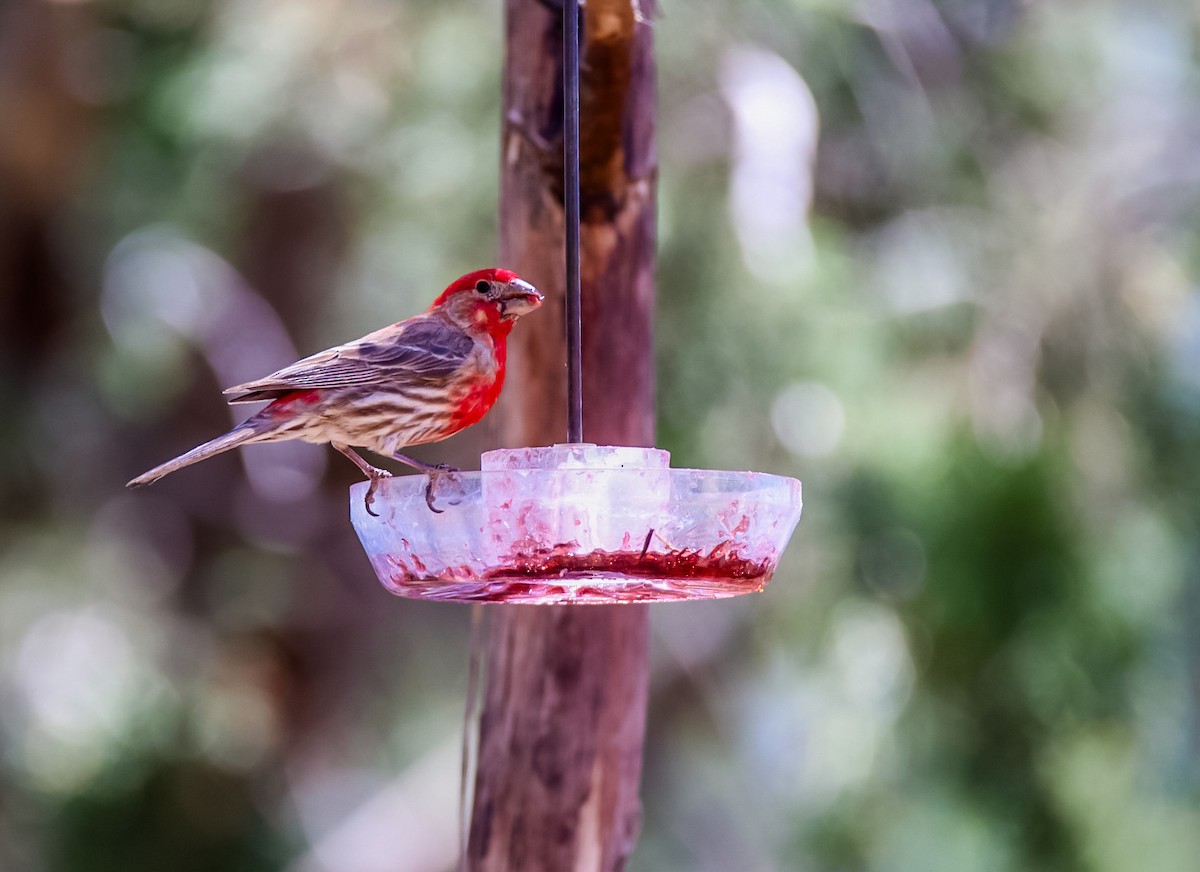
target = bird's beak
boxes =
[499,279,543,318]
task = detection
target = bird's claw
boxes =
[424,464,463,514]
[364,470,394,517]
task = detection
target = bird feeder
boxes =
[347,1,802,605]
[350,444,801,603]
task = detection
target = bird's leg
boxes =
[393,452,461,514]
[334,443,392,517]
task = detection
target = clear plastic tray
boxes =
[349,445,802,604]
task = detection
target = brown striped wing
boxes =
[223,315,475,404]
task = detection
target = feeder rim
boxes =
[353,466,802,478]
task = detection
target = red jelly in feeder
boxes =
[349,445,802,604]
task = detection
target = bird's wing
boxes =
[223,316,476,403]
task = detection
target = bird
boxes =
[127,267,543,514]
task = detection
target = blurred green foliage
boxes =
[1,0,1198,870]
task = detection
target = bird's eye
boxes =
[475,280,491,294]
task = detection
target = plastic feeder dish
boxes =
[349,444,802,604]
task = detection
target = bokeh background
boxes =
[2,0,1199,869]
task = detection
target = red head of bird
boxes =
[431,268,544,340]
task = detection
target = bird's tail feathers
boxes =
[126,423,261,488]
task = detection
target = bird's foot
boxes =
[364,468,394,517]
[424,464,464,514]
[332,444,394,517]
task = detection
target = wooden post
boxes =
[465,1,656,869]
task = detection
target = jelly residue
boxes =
[381,540,773,604]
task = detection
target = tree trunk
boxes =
[464,1,656,870]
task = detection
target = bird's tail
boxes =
[126,422,262,488]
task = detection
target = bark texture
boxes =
[465,1,656,869]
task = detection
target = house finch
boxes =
[127,268,542,513]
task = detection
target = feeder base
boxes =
[388,576,766,605]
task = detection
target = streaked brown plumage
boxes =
[127,268,542,510]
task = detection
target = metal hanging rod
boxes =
[564,0,583,443]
